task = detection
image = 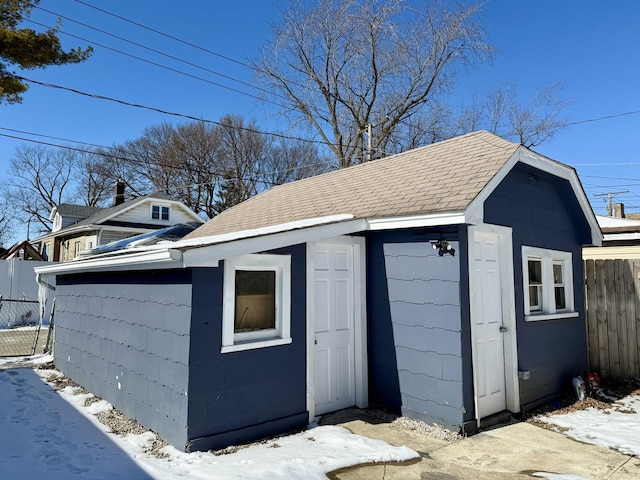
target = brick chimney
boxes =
[114,178,125,206]
[611,202,625,218]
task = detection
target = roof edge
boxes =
[466,146,602,246]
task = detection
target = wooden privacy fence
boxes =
[585,259,640,378]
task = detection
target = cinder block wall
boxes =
[381,241,464,429]
[53,271,192,449]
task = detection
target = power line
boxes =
[0,128,335,187]
[73,0,255,71]
[17,75,331,147]
[0,127,108,149]
[69,0,356,125]
[567,109,640,126]
[25,19,292,111]
[34,5,288,104]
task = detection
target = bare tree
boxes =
[255,0,493,167]
[169,121,222,219]
[99,117,329,218]
[504,83,569,147]
[262,138,331,186]
[464,82,569,147]
[0,186,14,246]
[73,149,112,207]
[4,145,77,234]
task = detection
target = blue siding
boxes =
[367,228,469,431]
[187,244,308,451]
[54,270,192,449]
[485,163,591,410]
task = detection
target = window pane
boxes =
[235,270,276,333]
[161,206,169,220]
[529,285,542,310]
[553,263,563,284]
[151,205,160,219]
[528,260,542,284]
[555,287,566,310]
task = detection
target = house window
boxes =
[151,205,170,221]
[522,246,577,321]
[74,241,81,258]
[222,254,291,353]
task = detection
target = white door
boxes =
[313,243,356,415]
[471,230,507,418]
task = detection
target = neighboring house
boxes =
[0,240,45,261]
[35,131,601,452]
[35,192,204,262]
[583,213,640,259]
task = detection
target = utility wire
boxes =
[25,19,292,111]
[0,129,335,187]
[0,127,108,149]
[567,109,640,126]
[69,0,353,124]
[34,5,290,104]
[73,0,255,71]
[17,76,332,147]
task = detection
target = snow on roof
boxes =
[596,214,640,229]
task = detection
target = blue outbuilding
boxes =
[37,131,602,451]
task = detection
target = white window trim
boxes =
[221,253,292,353]
[522,246,577,321]
[150,204,171,221]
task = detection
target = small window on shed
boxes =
[522,246,577,321]
[222,254,291,353]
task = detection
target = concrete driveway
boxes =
[327,411,640,479]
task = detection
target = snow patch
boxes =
[538,395,640,457]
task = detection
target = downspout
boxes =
[36,272,56,326]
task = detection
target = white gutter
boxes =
[171,214,356,250]
[182,218,367,268]
[603,232,640,242]
[367,212,467,230]
[34,248,184,275]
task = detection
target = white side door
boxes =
[471,230,507,418]
[313,243,356,415]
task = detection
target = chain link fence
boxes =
[0,296,45,357]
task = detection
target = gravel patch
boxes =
[38,366,170,458]
[391,416,462,442]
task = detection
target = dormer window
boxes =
[151,205,170,221]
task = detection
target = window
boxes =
[522,246,577,321]
[74,241,81,258]
[222,254,291,353]
[151,205,170,221]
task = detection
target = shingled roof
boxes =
[71,191,176,228]
[184,131,520,240]
[53,204,102,219]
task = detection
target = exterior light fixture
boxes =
[431,240,455,257]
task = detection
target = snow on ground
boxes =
[0,355,418,479]
[532,474,589,480]
[538,394,640,457]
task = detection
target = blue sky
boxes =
[2,0,639,226]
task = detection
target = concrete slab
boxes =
[329,417,640,480]
[431,423,635,479]
[339,419,449,455]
